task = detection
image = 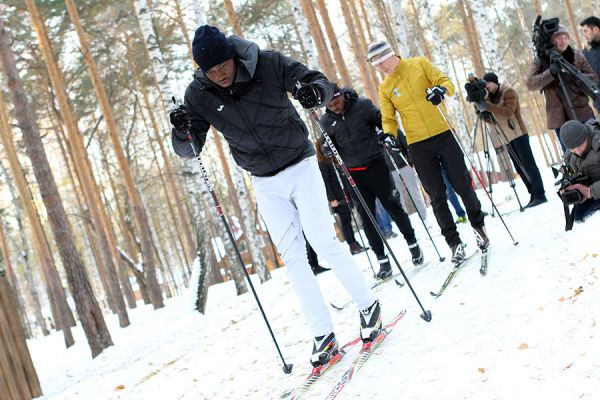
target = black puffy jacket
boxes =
[319,89,384,168]
[172,36,332,176]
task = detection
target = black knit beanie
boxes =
[192,25,236,72]
[482,72,499,85]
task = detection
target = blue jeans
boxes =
[375,198,393,235]
[440,163,466,218]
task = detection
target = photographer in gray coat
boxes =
[560,120,600,221]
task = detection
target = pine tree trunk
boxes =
[0,217,31,338]
[385,0,410,56]
[457,0,485,77]
[340,0,378,100]
[67,0,163,309]
[0,16,112,357]
[349,0,380,89]
[564,0,583,50]
[0,82,74,344]
[315,0,352,85]
[224,0,244,37]
[468,0,505,79]
[299,0,339,81]
[288,0,320,68]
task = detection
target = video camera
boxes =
[465,74,487,103]
[532,16,560,61]
[553,164,589,205]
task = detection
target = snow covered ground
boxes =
[29,177,600,400]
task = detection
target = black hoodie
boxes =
[319,88,383,169]
[172,36,333,176]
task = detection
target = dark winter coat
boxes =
[583,40,600,111]
[319,88,383,169]
[564,122,600,200]
[318,161,349,203]
[526,46,598,129]
[172,36,333,176]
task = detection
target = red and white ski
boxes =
[324,309,407,400]
[282,336,362,400]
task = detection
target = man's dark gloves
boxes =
[377,132,398,148]
[170,105,191,140]
[293,82,322,109]
[425,86,447,106]
[549,62,562,77]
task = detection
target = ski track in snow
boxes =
[29,179,600,400]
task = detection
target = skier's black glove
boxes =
[170,105,191,140]
[377,132,398,149]
[548,62,562,77]
[293,82,322,109]
[425,86,447,106]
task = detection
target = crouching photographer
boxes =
[556,120,600,227]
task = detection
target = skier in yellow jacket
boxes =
[367,40,489,263]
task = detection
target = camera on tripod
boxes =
[532,16,560,61]
[553,164,589,205]
[465,74,487,103]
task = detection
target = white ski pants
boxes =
[253,156,375,337]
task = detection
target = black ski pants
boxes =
[349,157,416,258]
[508,135,545,200]
[332,203,357,245]
[409,131,484,248]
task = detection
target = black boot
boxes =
[311,264,331,275]
[450,242,466,264]
[408,243,424,266]
[473,226,490,251]
[359,300,382,343]
[376,256,392,279]
[349,242,367,255]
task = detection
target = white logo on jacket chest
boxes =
[217,105,224,111]
[393,88,402,97]
[332,121,337,127]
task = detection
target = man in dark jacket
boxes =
[559,120,600,221]
[526,25,598,152]
[580,16,600,112]
[320,85,424,279]
[170,26,380,366]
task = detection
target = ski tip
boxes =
[430,291,440,297]
[330,303,344,311]
[394,279,404,287]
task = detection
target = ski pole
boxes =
[330,162,376,278]
[427,91,519,246]
[380,143,445,263]
[302,98,431,323]
[172,98,293,374]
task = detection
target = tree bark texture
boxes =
[1,13,112,357]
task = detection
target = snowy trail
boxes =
[29,181,600,400]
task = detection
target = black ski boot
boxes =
[310,332,339,367]
[473,226,490,252]
[409,243,424,266]
[376,256,392,279]
[359,300,382,343]
[450,242,466,264]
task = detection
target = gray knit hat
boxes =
[552,25,570,40]
[560,120,589,149]
[367,40,395,65]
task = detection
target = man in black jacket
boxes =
[320,85,424,279]
[581,16,600,112]
[170,26,381,367]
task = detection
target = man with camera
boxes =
[559,120,600,221]
[367,40,488,265]
[526,25,598,152]
[475,72,547,208]
[580,16,600,112]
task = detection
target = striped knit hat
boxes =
[367,40,395,65]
